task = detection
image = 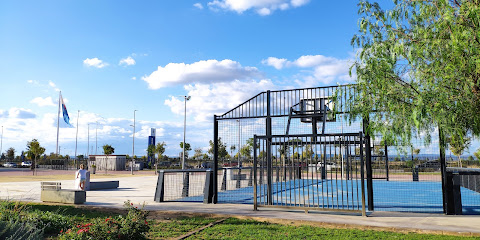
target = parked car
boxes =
[4,162,17,168]
[21,161,32,167]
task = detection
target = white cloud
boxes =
[8,108,36,119]
[208,0,310,15]
[262,57,287,70]
[119,56,136,66]
[48,80,60,91]
[30,97,55,107]
[83,58,108,68]
[193,3,204,9]
[263,54,355,86]
[257,7,271,16]
[131,77,137,80]
[27,80,39,84]
[164,79,275,123]
[142,59,262,89]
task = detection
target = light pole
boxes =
[87,123,92,158]
[75,110,79,168]
[95,121,98,155]
[132,110,137,175]
[181,96,191,169]
[0,126,3,160]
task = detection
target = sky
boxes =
[0,0,478,158]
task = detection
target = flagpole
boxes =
[75,110,79,168]
[56,91,61,156]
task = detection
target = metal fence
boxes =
[253,133,366,215]
[208,85,479,215]
[154,169,214,203]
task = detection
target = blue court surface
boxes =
[177,180,480,214]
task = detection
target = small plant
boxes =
[58,200,149,240]
[0,219,44,240]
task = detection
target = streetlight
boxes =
[0,126,3,159]
[132,110,138,175]
[74,110,79,168]
[180,96,191,169]
[95,121,98,155]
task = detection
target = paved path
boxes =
[1,175,479,236]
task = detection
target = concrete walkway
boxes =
[1,175,479,236]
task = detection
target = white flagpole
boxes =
[75,110,79,168]
[56,91,61,156]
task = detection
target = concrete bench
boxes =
[40,182,86,204]
[87,181,119,191]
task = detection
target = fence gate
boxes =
[253,132,366,215]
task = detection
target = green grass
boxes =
[187,218,478,240]
[4,202,480,240]
[147,216,220,239]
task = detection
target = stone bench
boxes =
[40,182,86,204]
[86,181,119,191]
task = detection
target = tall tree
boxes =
[179,142,191,158]
[102,144,115,174]
[347,0,480,148]
[6,147,15,160]
[26,139,45,176]
[147,144,155,169]
[208,138,228,159]
[154,142,166,173]
[193,147,203,160]
[448,135,471,168]
[474,148,480,164]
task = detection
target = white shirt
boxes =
[76,169,87,180]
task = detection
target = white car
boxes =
[4,162,17,168]
[21,161,32,167]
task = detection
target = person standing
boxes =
[75,164,87,190]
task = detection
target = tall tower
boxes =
[148,128,156,165]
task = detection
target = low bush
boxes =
[58,200,149,240]
[0,219,43,240]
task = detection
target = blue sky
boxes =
[0,0,477,158]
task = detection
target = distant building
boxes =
[88,155,126,171]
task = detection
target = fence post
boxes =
[204,170,214,204]
[248,167,253,186]
[266,90,273,205]
[154,171,165,202]
[363,118,374,211]
[385,144,389,181]
[213,115,219,203]
[236,168,242,189]
[221,168,227,191]
[253,135,258,210]
[276,167,280,182]
[439,126,448,214]
[359,132,367,217]
[412,166,419,181]
[182,172,190,197]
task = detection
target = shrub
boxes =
[58,200,149,240]
[0,199,73,234]
[0,219,43,240]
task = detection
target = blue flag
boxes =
[60,94,71,126]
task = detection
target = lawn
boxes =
[1,201,478,239]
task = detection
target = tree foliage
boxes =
[26,139,45,174]
[155,142,166,159]
[474,148,480,162]
[348,0,480,147]
[6,147,15,160]
[208,138,228,159]
[102,144,115,155]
